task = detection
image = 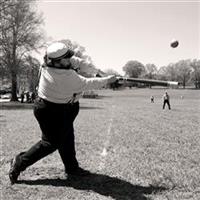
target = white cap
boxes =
[46,42,70,60]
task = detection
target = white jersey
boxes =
[38,66,110,104]
[163,94,170,101]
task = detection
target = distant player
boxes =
[20,91,25,103]
[150,95,154,103]
[162,91,171,110]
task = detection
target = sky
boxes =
[36,0,200,74]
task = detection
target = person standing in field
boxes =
[162,91,171,110]
[9,41,117,184]
[25,91,30,103]
[30,91,36,103]
[20,91,25,103]
[150,95,154,103]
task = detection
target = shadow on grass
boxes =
[82,95,113,99]
[18,172,167,200]
[0,102,33,110]
[0,103,102,110]
[80,106,103,110]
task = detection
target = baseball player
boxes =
[9,42,117,184]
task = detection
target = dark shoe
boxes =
[66,167,91,176]
[9,157,20,184]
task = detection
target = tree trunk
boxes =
[198,81,200,89]
[183,76,185,89]
[10,72,18,101]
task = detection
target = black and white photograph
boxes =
[0,0,200,199]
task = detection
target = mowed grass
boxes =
[0,88,200,200]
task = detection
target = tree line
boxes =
[0,0,44,101]
[122,59,200,89]
[0,0,200,102]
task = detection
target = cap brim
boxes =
[50,49,74,60]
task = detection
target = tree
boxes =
[0,0,44,101]
[18,56,40,93]
[104,69,120,76]
[122,60,145,78]
[0,1,16,12]
[144,63,157,79]
[0,59,10,90]
[157,66,168,81]
[190,59,200,89]
[165,63,178,81]
[175,60,192,88]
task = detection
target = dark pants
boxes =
[163,100,171,109]
[15,98,79,172]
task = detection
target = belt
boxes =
[36,97,78,106]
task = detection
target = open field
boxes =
[0,88,200,200]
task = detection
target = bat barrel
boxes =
[117,77,179,87]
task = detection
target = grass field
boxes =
[0,88,200,200]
